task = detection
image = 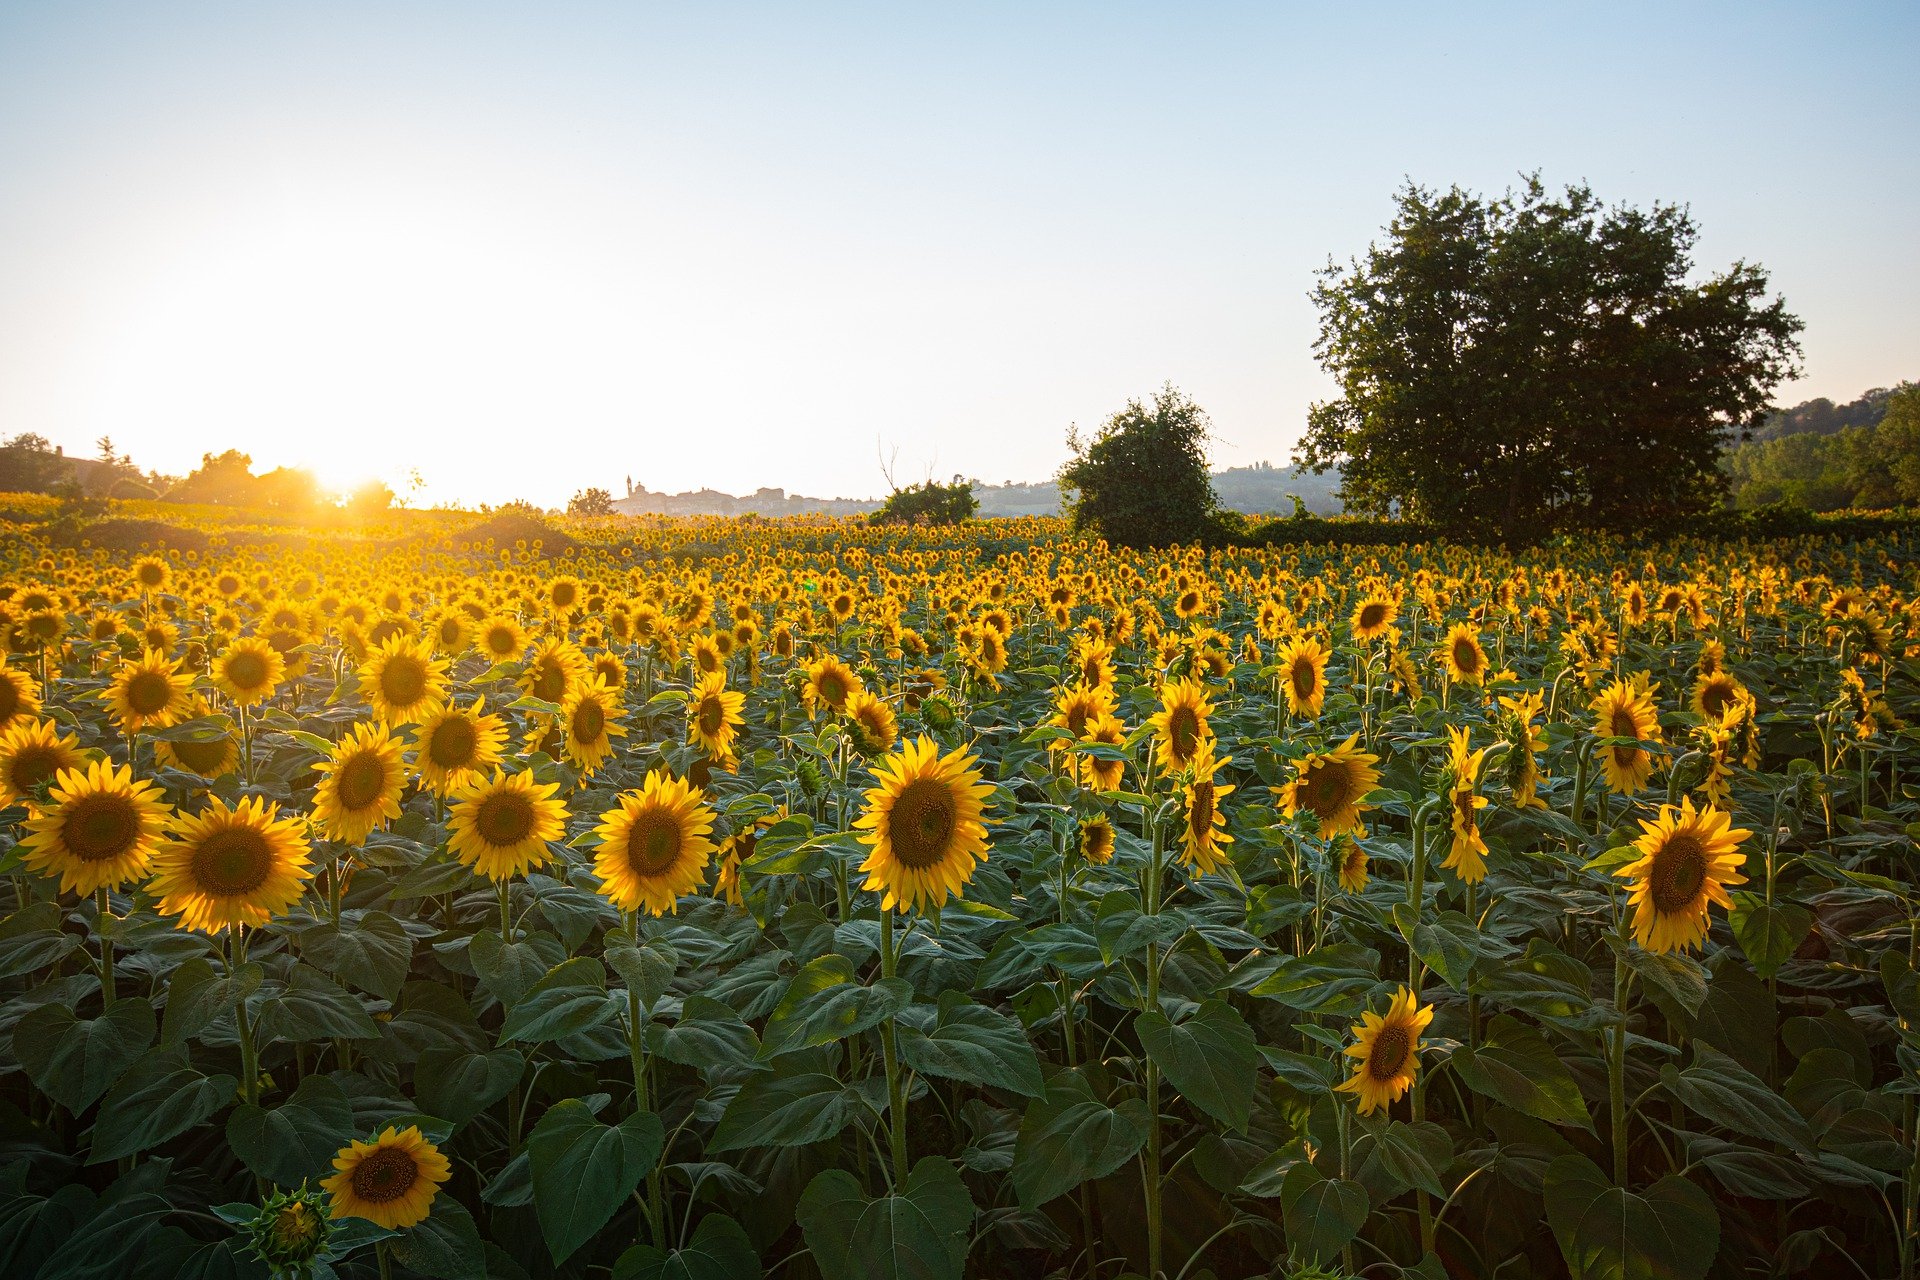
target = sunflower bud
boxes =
[795,758,825,799]
[241,1183,331,1275]
[920,693,959,732]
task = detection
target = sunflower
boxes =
[1178,744,1234,876]
[855,735,994,913]
[1591,677,1662,795]
[802,654,862,716]
[1079,814,1115,865]
[1278,634,1331,718]
[312,721,407,845]
[1335,986,1433,1115]
[845,688,899,757]
[1350,593,1397,643]
[358,635,449,726]
[130,555,172,593]
[478,615,528,663]
[688,670,747,764]
[151,795,315,931]
[409,702,508,796]
[1049,683,1114,752]
[560,677,627,776]
[19,760,171,894]
[212,636,285,707]
[1080,712,1129,791]
[104,648,195,733]
[0,665,42,733]
[1616,797,1751,954]
[1148,678,1215,774]
[1692,671,1747,722]
[321,1126,451,1230]
[1442,726,1490,884]
[591,770,718,915]
[1497,689,1549,810]
[1334,835,1369,893]
[153,696,240,779]
[1275,734,1381,839]
[0,717,89,809]
[714,807,786,906]
[447,770,567,882]
[1438,623,1487,687]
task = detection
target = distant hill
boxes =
[1749,386,1901,442]
[611,462,1346,520]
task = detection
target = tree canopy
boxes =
[870,478,977,526]
[1058,384,1218,548]
[1296,177,1803,541]
[1725,382,1920,510]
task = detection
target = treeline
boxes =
[0,436,397,514]
[1723,383,1918,510]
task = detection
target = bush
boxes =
[869,480,977,526]
[1058,385,1218,548]
[108,478,158,501]
[461,509,579,558]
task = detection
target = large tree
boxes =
[1058,384,1218,548]
[1296,178,1803,540]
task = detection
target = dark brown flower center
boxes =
[1452,637,1480,674]
[62,792,142,861]
[380,656,428,707]
[0,679,20,722]
[1650,833,1708,913]
[697,698,726,737]
[890,779,956,869]
[127,670,174,715]
[428,717,478,769]
[337,752,389,811]
[225,650,269,689]
[486,627,518,657]
[570,698,605,744]
[1301,759,1352,818]
[625,811,683,876]
[1290,658,1317,699]
[190,827,273,895]
[1700,679,1735,719]
[476,791,535,847]
[1188,780,1215,837]
[1358,602,1388,630]
[1367,1024,1412,1080]
[349,1147,419,1204]
[1167,706,1199,763]
[171,737,229,774]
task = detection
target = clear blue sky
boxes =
[1,2,1913,507]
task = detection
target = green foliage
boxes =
[870,478,978,526]
[1724,382,1920,510]
[569,486,617,517]
[1058,383,1219,547]
[1299,177,1803,541]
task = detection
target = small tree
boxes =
[1057,384,1218,548]
[870,479,977,526]
[568,487,616,517]
[346,481,393,519]
[0,434,74,494]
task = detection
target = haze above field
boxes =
[1,2,1915,509]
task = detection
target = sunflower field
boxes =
[0,511,1917,1280]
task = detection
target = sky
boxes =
[0,2,1914,509]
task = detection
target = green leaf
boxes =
[88,1048,236,1163]
[648,996,762,1073]
[1452,1014,1592,1130]
[225,1075,355,1185]
[614,1213,760,1280]
[1011,1071,1150,1209]
[1728,893,1812,980]
[758,955,911,1060]
[469,930,563,1007]
[529,1098,666,1265]
[414,1046,525,1126]
[1279,1163,1370,1264]
[797,1156,975,1280]
[300,912,413,1001]
[1396,907,1482,988]
[711,1072,865,1151]
[0,902,81,979]
[896,991,1045,1099]
[161,957,263,1046]
[1356,1119,1451,1199]
[1544,1152,1719,1280]
[607,938,679,1012]
[1661,1042,1815,1156]
[15,997,155,1113]
[1135,999,1258,1133]
[499,957,615,1044]
[1248,943,1379,1016]
[388,1194,484,1279]
[252,964,381,1044]
[1095,891,1182,966]
[1616,944,1708,1018]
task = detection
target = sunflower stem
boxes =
[94,887,115,1009]
[498,877,512,942]
[1609,943,1631,1187]
[1143,810,1166,1280]
[879,907,909,1187]
[231,928,260,1108]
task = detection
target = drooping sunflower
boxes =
[845,688,899,757]
[376,675,476,768]
[855,735,994,913]
[802,653,862,716]
[591,770,718,915]
[211,636,285,707]
[1080,712,1129,792]
[559,677,627,776]
[1275,734,1381,840]
[152,696,240,779]
[1438,623,1487,687]
[1442,726,1490,884]
[104,648,195,733]
[1616,797,1751,954]
[1148,678,1215,774]
[1591,676,1662,795]
[1334,835,1369,893]
[0,665,43,734]
[1350,593,1397,643]
[1335,986,1433,1115]
[0,717,89,809]
[1496,689,1549,810]
[447,770,567,882]
[312,721,407,845]
[151,795,315,931]
[713,806,786,906]
[1079,814,1115,865]
[19,760,171,894]
[681,670,743,766]
[358,634,449,727]
[1277,634,1331,718]
[1178,744,1235,876]
[321,1125,451,1230]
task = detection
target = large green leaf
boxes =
[1135,999,1258,1132]
[1011,1071,1150,1209]
[648,995,762,1072]
[0,903,81,979]
[797,1156,975,1280]
[1544,1153,1719,1280]
[1453,1014,1593,1130]
[470,930,566,1008]
[300,911,413,1001]
[15,998,155,1113]
[528,1098,666,1264]
[160,957,262,1047]
[414,1046,526,1126]
[1662,1043,1815,1156]
[252,964,381,1043]
[499,957,616,1044]
[1727,893,1812,981]
[758,955,911,1060]
[88,1048,235,1163]
[614,1214,760,1280]
[388,1194,484,1279]
[711,1071,867,1151]
[1279,1163,1370,1264]
[225,1074,355,1185]
[1248,943,1379,1015]
[896,991,1045,1099]
[607,937,680,1013]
